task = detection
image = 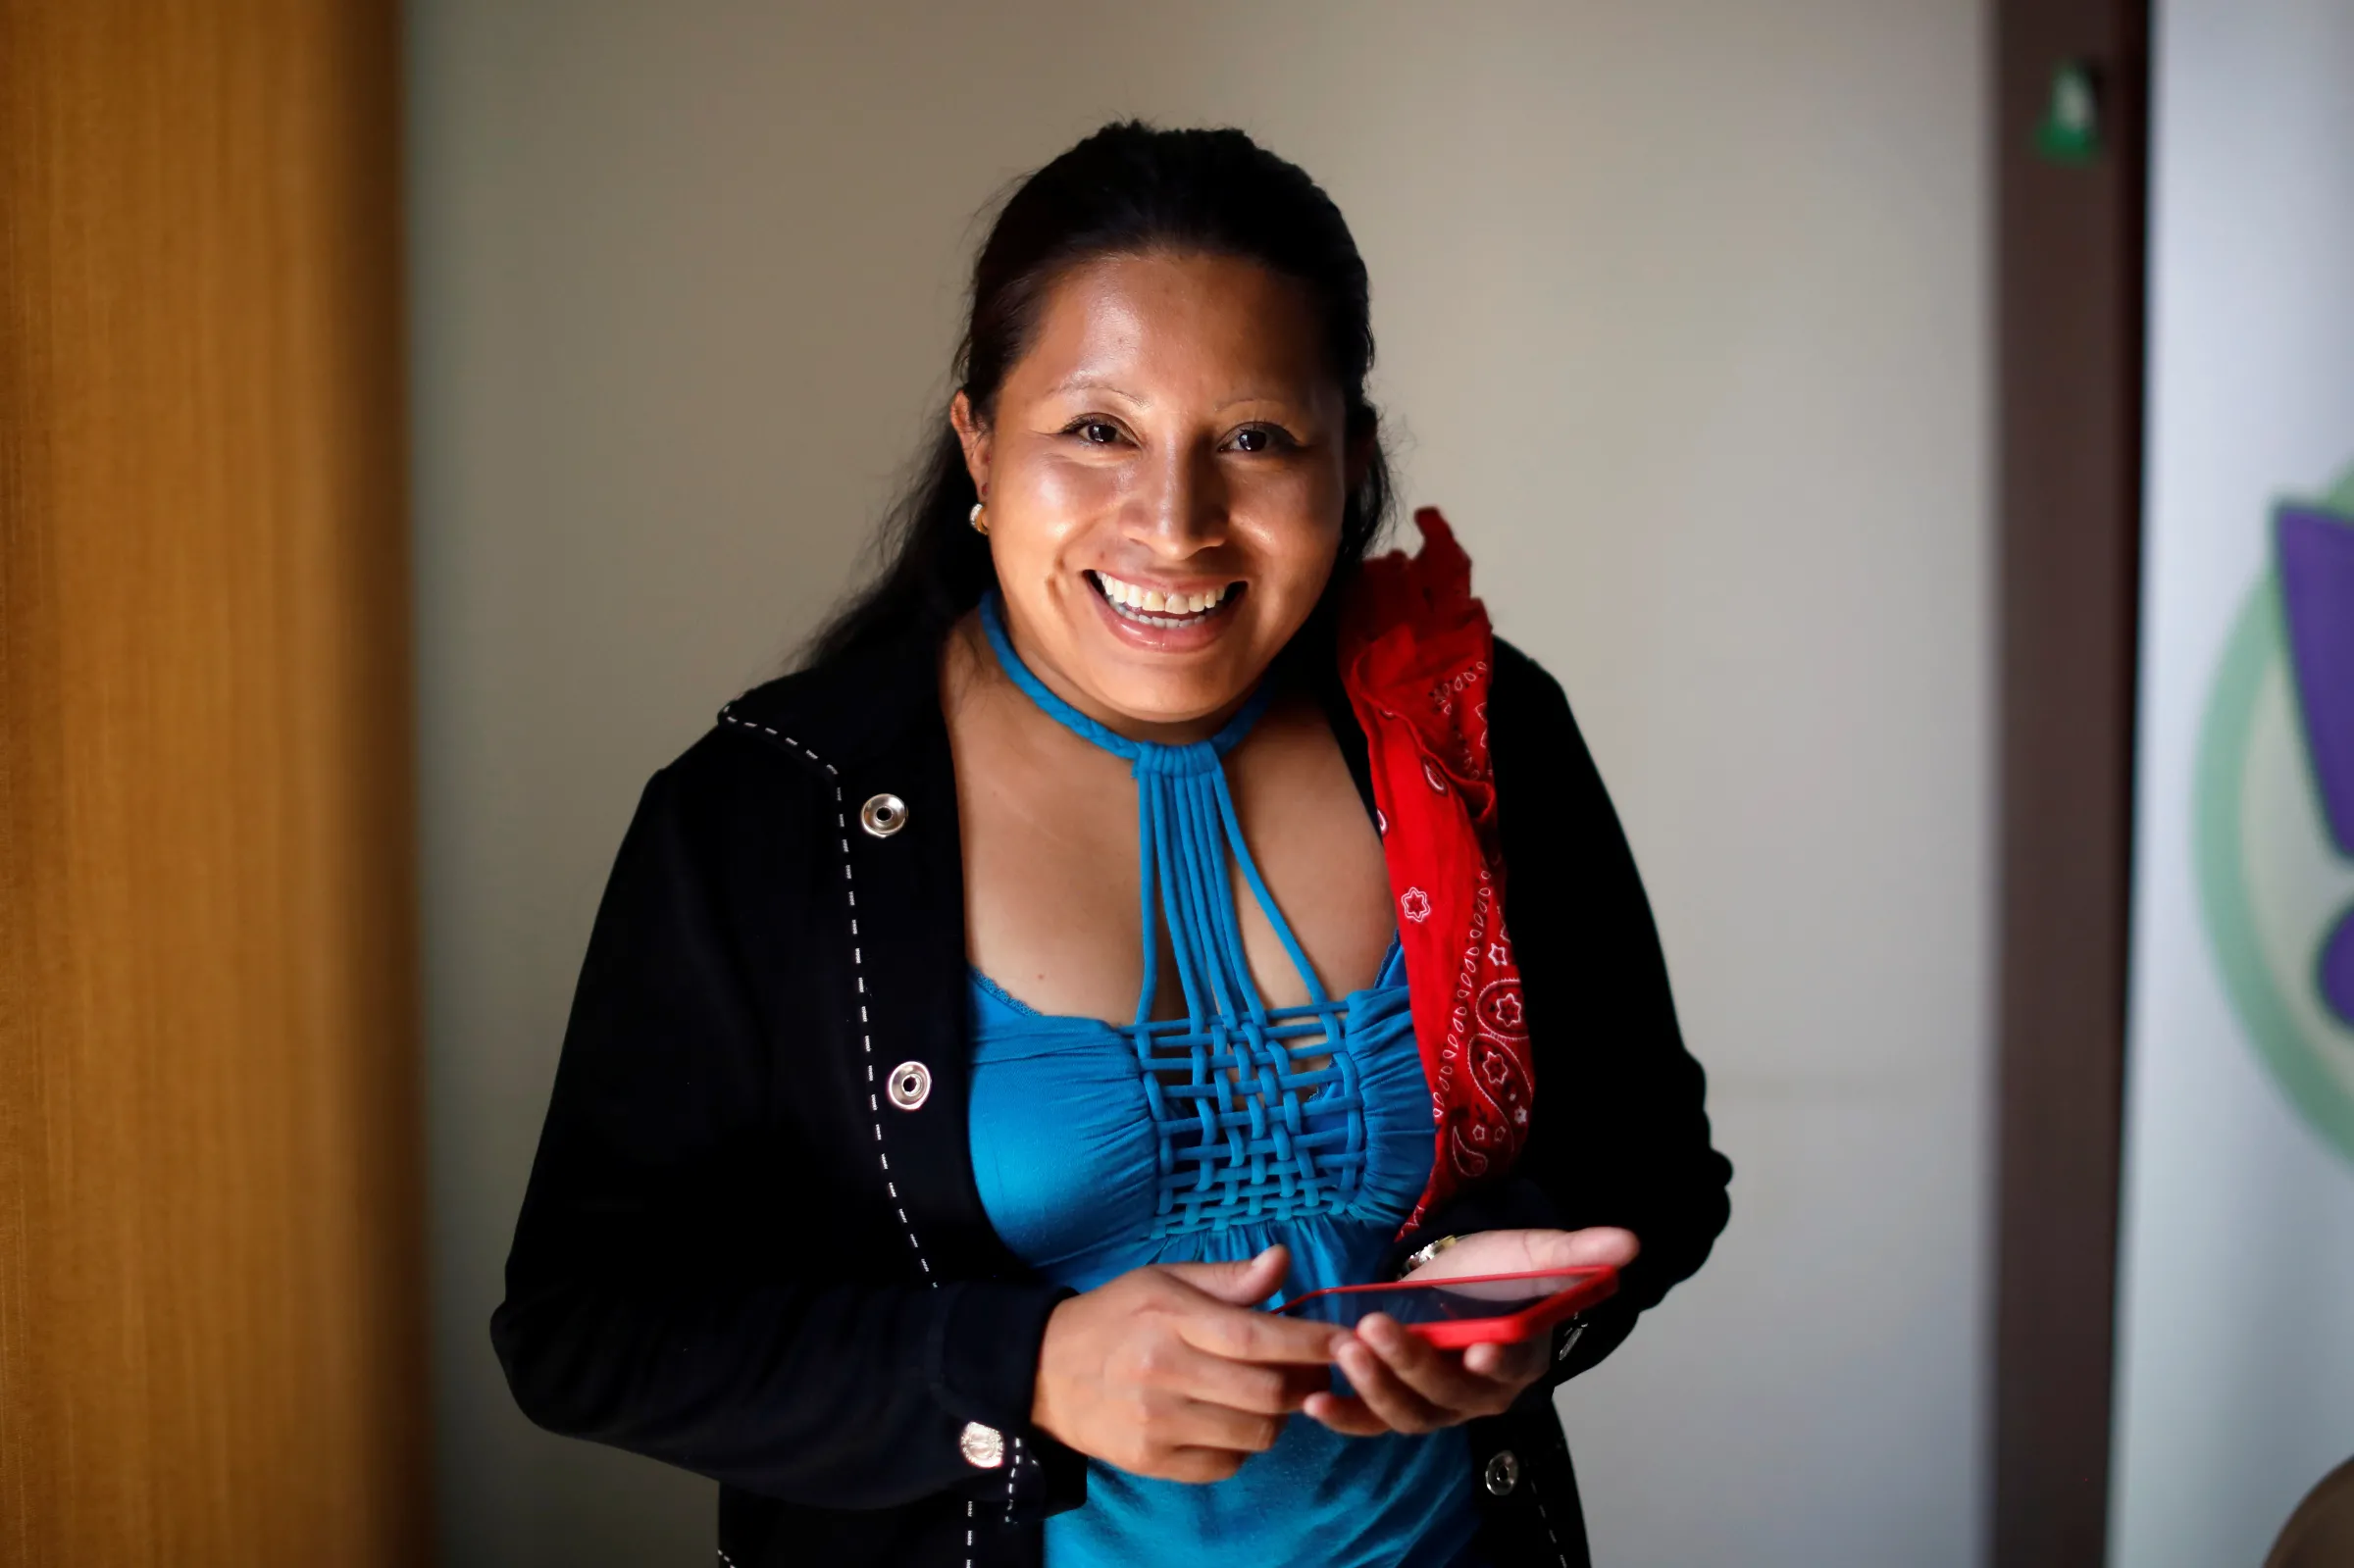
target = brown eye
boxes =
[1078,420,1119,445]
[1233,428,1269,453]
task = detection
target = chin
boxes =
[1093,668,1254,728]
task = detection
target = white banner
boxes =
[2111,2,2354,1563]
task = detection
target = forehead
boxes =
[1011,251,1333,405]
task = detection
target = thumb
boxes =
[1532,1226,1640,1270]
[1163,1244,1290,1306]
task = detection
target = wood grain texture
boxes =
[1989,0,2148,1563]
[0,3,428,1563]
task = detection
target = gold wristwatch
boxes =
[1398,1234,1460,1278]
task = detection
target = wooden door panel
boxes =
[0,4,428,1563]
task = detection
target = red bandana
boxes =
[1337,508,1533,1237]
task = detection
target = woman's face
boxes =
[951,250,1358,738]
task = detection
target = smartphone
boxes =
[1275,1266,1618,1349]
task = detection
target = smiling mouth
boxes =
[1087,569,1245,628]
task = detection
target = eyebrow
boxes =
[1044,375,1300,414]
[1046,374,1149,406]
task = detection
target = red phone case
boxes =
[1278,1265,1619,1348]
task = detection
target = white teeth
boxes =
[1093,572,1235,622]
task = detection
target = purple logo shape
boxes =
[2277,504,2354,1023]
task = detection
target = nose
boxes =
[1124,438,1227,558]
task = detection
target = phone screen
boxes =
[1275,1269,1607,1330]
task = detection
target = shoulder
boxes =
[1487,634,1615,826]
[1488,635,1580,744]
[715,630,933,768]
[1489,635,1559,699]
[664,630,942,803]
[620,632,942,877]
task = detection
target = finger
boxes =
[1145,1341,1313,1415]
[1537,1225,1640,1270]
[1162,1244,1290,1306]
[1175,1300,1347,1366]
[1356,1315,1499,1413]
[1159,1395,1287,1455]
[1461,1337,1549,1386]
[1155,1445,1252,1485]
[1406,1225,1640,1283]
[1335,1336,1449,1434]
[1301,1390,1393,1438]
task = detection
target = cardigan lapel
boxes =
[722,631,1036,1285]
[829,701,1026,1283]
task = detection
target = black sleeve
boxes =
[488,740,1073,1508]
[1380,639,1732,1398]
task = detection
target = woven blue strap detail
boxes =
[977,590,1371,1236]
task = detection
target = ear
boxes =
[949,390,993,499]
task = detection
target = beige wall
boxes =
[408,3,1991,1563]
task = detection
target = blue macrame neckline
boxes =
[977,589,1274,769]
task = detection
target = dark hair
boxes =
[801,120,1393,668]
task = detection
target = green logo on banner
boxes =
[2196,463,2354,1164]
[2034,60,2103,166]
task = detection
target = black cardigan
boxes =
[491,624,1731,1568]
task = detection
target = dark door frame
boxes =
[1989,1,2151,1563]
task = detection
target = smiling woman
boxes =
[490,122,1730,1568]
[947,251,1353,728]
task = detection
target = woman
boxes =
[493,122,1730,1568]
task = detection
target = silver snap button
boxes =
[859,792,907,838]
[959,1421,1004,1469]
[885,1060,931,1111]
[1483,1449,1520,1496]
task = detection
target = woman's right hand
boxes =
[1030,1244,1342,1483]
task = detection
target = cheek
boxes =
[1235,470,1346,593]
[985,464,1116,586]
[1004,449,1124,528]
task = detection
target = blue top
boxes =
[964,593,1481,1568]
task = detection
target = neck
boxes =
[965,599,1269,751]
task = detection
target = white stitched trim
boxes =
[966,1497,976,1568]
[716,1550,738,1567]
[716,705,841,778]
[719,707,934,1283]
[1530,1481,1570,1568]
[1004,1434,1022,1524]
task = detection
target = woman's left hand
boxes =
[1303,1226,1640,1437]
